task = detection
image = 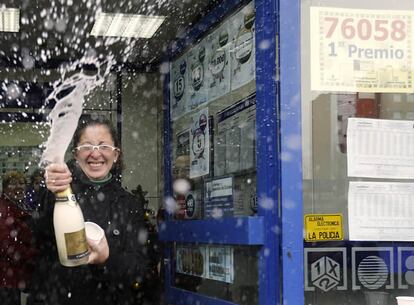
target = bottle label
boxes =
[64,229,89,260]
[56,194,77,207]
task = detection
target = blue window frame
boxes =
[279,0,303,304]
[160,0,304,304]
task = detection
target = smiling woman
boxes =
[72,122,120,181]
[71,117,124,181]
[28,117,149,305]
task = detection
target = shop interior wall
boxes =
[120,71,163,213]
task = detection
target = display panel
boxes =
[169,1,256,221]
[167,3,259,305]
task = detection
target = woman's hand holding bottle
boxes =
[45,163,72,193]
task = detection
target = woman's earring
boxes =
[114,159,117,163]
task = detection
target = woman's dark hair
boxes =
[71,116,124,177]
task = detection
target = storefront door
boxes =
[159,0,282,304]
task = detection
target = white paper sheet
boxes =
[207,246,234,283]
[347,118,414,179]
[348,181,414,241]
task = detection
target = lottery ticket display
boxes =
[189,108,210,178]
[170,53,189,120]
[229,1,256,91]
[169,1,256,121]
[311,7,413,92]
[188,40,209,110]
[205,21,231,102]
[176,244,234,283]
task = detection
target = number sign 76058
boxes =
[324,17,406,41]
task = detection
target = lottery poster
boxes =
[170,53,189,120]
[229,1,256,90]
[187,39,208,109]
[204,176,234,219]
[189,108,210,178]
[175,244,234,284]
[176,245,207,278]
[207,246,234,283]
[205,20,231,102]
[310,7,413,93]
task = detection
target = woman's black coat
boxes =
[28,162,149,305]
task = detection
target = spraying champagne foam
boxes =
[40,57,113,166]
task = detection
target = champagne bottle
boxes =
[53,187,89,267]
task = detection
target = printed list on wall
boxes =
[347,118,414,241]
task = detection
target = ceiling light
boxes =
[0,8,20,32]
[91,13,165,39]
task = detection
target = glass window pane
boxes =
[173,243,259,305]
[170,1,257,220]
[302,1,414,304]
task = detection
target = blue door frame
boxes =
[278,0,303,304]
[160,0,303,304]
[255,0,280,304]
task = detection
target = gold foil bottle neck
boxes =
[56,187,73,198]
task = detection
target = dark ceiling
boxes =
[0,0,223,70]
